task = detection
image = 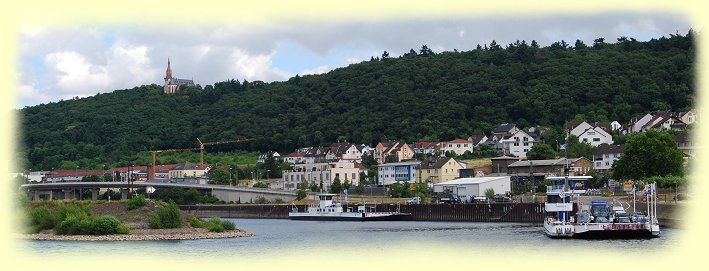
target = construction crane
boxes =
[196,137,254,167]
[148,147,200,179]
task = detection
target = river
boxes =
[23,218,679,257]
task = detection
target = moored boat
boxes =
[543,176,660,239]
[288,193,411,221]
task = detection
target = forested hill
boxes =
[19,32,695,170]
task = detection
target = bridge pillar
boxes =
[32,190,39,201]
[120,188,128,200]
[63,189,73,200]
[49,190,53,200]
[91,189,99,201]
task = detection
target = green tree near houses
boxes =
[526,143,556,160]
[611,130,684,181]
[207,168,230,185]
[329,177,342,194]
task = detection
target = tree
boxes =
[342,180,352,191]
[253,182,268,188]
[564,135,594,159]
[329,177,342,194]
[207,168,230,185]
[526,143,556,160]
[296,189,307,201]
[612,130,684,180]
[355,181,365,195]
[381,51,390,61]
[484,188,496,199]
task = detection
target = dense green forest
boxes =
[18,32,695,171]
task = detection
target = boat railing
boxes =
[546,185,572,193]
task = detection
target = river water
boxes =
[23,219,679,257]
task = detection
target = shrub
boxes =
[116,224,131,234]
[190,216,206,228]
[126,195,147,210]
[220,219,235,231]
[207,223,224,233]
[88,215,121,235]
[57,203,90,223]
[254,196,269,204]
[55,213,90,235]
[149,202,182,229]
[28,206,56,231]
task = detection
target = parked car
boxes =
[674,193,690,201]
[439,194,461,204]
[406,197,421,204]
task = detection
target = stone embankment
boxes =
[21,228,252,241]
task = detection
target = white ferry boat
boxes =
[543,176,660,239]
[288,193,411,221]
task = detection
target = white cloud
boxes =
[301,65,332,76]
[45,51,110,94]
[228,49,291,81]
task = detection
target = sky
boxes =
[17,12,693,108]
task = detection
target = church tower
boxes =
[163,58,178,94]
[162,57,195,94]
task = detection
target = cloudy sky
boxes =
[17,12,692,108]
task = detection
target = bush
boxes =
[220,220,235,231]
[254,196,269,204]
[149,202,182,229]
[207,223,224,233]
[126,195,147,210]
[57,203,90,223]
[55,213,90,235]
[28,206,56,231]
[88,215,121,235]
[190,216,206,228]
[116,224,131,234]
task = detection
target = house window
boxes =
[514,143,519,146]
[596,162,601,167]
[604,154,609,158]
[523,149,529,152]
[582,138,588,142]
[593,138,600,142]
[523,142,529,146]
[352,173,356,180]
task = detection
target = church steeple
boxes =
[165,57,173,81]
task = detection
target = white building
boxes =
[592,144,625,173]
[500,130,537,158]
[441,139,475,155]
[577,126,614,147]
[377,161,420,186]
[282,162,331,190]
[433,176,511,201]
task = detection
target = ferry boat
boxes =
[543,176,660,239]
[288,193,411,221]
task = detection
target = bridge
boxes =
[19,182,297,202]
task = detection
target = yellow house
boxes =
[416,157,465,184]
[168,162,206,178]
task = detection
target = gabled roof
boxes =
[493,123,516,134]
[418,157,455,169]
[171,162,204,171]
[594,144,626,156]
[446,139,473,144]
[286,152,306,157]
[468,134,486,143]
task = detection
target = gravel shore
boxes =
[20,228,253,241]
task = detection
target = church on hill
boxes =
[163,58,196,94]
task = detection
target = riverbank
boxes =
[21,227,252,241]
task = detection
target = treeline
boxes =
[19,31,695,171]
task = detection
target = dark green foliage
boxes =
[88,215,122,235]
[149,202,182,229]
[207,168,231,185]
[388,182,412,198]
[207,223,224,233]
[28,206,56,231]
[18,32,695,172]
[55,213,90,235]
[190,216,206,228]
[296,189,307,200]
[56,203,90,223]
[612,130,684,180]
[204,216,235,232]
[126,194,147,210]
[484,188,496,198]
[526,143,557,160]
[253,196,269,204]
[329,177,342,193]
[150,187,221,205]
[646,175,686,188]
[252,182,268,188]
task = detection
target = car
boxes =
[406,197,421,204]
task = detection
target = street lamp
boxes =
[229,166,233,186]
[267,169,270,180]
